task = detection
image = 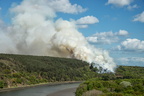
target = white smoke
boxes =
[0,0,116,72]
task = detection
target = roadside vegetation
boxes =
[76,65,144,96]
[76,78,144,96]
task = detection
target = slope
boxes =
[0,54,97,88]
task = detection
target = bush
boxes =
[87,82,94,90]
[0,80,4,88]
[115,85,124,92]
[75,84,87,96]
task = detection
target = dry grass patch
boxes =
[82,89,103,96]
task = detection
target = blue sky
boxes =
[0,0,144,67]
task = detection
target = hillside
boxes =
[1,54,144,90]
[0,54,97,89]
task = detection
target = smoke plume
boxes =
[0,0,116,72]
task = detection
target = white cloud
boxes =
[0,7,2,10]
[47,0,87,14]
[133,11,144,23]
[87,31,119,44]
[127,4,138,10]
[120,57,144,62]
[76,16,99,24]
[116,30,129,36]
[107,0,133,7]
[0,19,3,24]
[87,30,128,44]
[117,57,144,66]
[117,38,144,51]
[76,24,88,28]
[75,16,99,28]
[86,37,98,43]
[11,0,86,15]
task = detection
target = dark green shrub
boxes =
[0,80,4,88]
[106,92,124,96]
[75,84,87,96]
[87,82,94,90]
